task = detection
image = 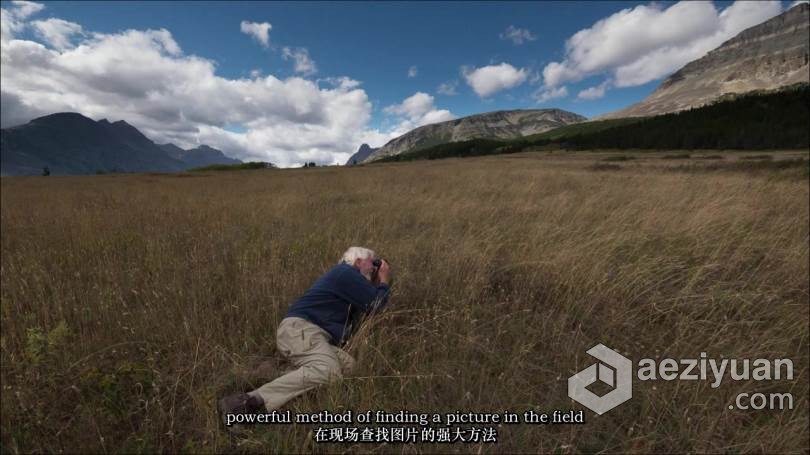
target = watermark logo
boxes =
[568,344,633,415]
[568,344,794,415]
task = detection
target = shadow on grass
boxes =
[671,158,809,179]
[589,163,623,171]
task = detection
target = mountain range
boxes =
[0,113,241,176]
[373,84,808,163]
[158,143,242,169]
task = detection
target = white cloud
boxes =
[384,92,434,118]
[1,16,382,167]
[437,80,458,95]
[533,86,568,104]
[407,65,418,78]
[0,10,17,43]
[10,0,44,18]
[462,63,528,98]
[282,46,317,76]
[499,25,537,45]
[419,109,455,125]
[240,20,271,48]
[577,80,610,100]
[1,1,45,43]
[31,18,83,50]
[383,92,456,137]
[543,1,784,88]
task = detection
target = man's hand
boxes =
[376,259,392,286]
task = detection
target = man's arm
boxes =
[368,259,392,314]
[335,260,393,313]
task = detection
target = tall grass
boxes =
[1,153,808,453]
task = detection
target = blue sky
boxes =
[32,1,661,120]
[0,1,799,166]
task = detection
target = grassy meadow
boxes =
[1,151,808,453]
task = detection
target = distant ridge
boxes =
[364,108,585,162]
[161,143,241,169]
[0,113,241,176]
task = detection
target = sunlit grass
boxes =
[1,151,808,453]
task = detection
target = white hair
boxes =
[340,246,375,265]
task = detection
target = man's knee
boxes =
[302,359,343,385]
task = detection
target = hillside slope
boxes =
[602,4,809,119]
[364,109,585,162]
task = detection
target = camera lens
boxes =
[372,259,382,267]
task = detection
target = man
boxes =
[218,246,392,420]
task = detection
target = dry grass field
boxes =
[1,151,808,453]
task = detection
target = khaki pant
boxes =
[251,317,356,411]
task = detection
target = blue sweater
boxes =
[285,263,391,346]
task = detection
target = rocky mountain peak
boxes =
[345,143,378,165]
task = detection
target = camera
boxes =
[371,259,382,281]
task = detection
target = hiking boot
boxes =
[218,392,265,427]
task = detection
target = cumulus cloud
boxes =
[383,92,456,137]
[419,109,456,125]
[10,0,43,18]
[462,63,528,98]
[499,25,537,45]
[577,80,610,100]
[543,1,784,88]
[282,46,317,76]
[407,65,418,78]
[437,80,458,96]
[1,8,383,167]
[240,20,271,48]
[384,92,435,118]
[30,18,83,50]
[533,86,568,104]
[1,1,45,43]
